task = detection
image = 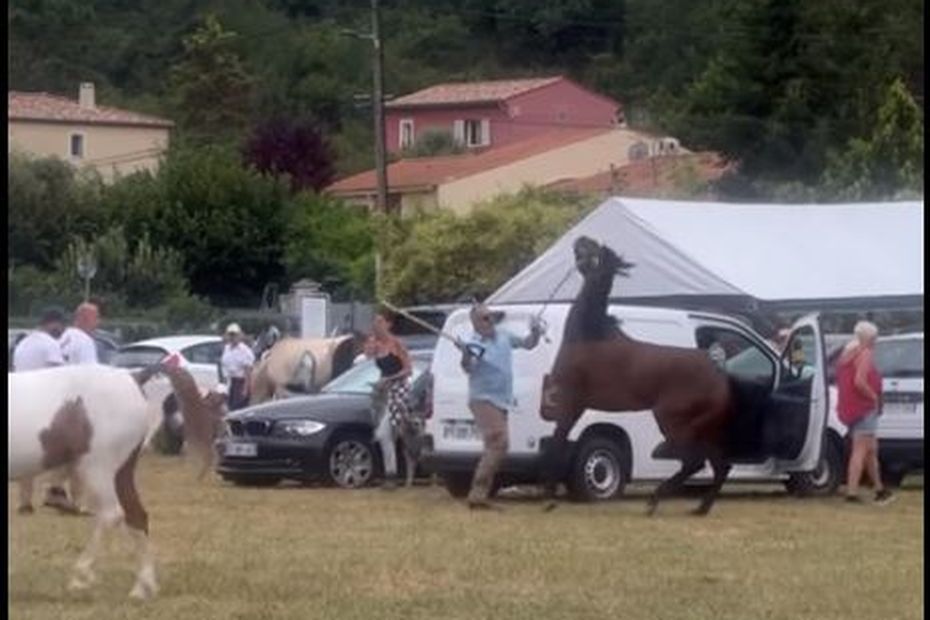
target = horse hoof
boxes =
[68,573,96,591]
[129,579,158,600]
[543,501,559,513]
[645,502,659,517]
[691,506,712,517]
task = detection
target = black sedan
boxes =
[215,350,433,488]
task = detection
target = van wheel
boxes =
[442,473,473,498]
[786,436,843,496]
[568,437,628,502]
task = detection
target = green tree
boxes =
[8,153,105,270]
[110,145,293,306]
[168,14,254,145]
[383,188,594,304]
[284,193,374,300]
[822,79,924,200]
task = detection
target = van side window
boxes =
[695,326,775,389]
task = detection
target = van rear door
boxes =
[773,313,828,473]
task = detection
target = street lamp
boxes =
[76,251,97,302]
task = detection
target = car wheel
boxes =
[568,436,628,502]
[442,472,474,498]
[786,436,843,496]
[326,435,376,489]
[225,475,281,487]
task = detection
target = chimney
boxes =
[78,82,95,109]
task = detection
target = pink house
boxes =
[384,76,622,153]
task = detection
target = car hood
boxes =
[227,392,373,422]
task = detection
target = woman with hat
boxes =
[221,323,255,411]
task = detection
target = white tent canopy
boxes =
[488,197,924,311]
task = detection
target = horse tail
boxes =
[330,338,357,382]
[131,364,163,388]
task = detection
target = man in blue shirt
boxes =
[460,303,542,509]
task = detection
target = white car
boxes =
[424,303,830,502]
[110,336,225,442]
[799,332,924,493]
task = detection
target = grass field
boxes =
[9,456,924,620]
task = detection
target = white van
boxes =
[421,303,829,501]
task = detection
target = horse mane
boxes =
[564,245,626,343]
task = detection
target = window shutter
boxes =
[481,119,491,146]
[453,120,465,145]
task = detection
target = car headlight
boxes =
[277,420,327,437]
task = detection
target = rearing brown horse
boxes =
[541,236,738,516]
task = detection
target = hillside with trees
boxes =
[8,0,924,312]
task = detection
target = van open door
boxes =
[773,313,828,473]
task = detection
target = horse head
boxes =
[573,236,635,279]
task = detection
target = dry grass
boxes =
[9,456,923,620]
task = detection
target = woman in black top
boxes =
[365,310,412,489]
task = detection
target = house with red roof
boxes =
[8,82,174,181]
[328,126,695,214]
[385,76,622,153]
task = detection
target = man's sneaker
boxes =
[874,489,897,506]
[845,495,865,504]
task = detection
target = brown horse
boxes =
[249,334,366,405]
[541,236,740,516]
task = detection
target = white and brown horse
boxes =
[8,363,225,599]
[249,334,365,404]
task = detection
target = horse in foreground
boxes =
[8,363,225,599]
[249,334,365,404]
[541,236,742,516]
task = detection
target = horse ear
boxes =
[616,255,636,277]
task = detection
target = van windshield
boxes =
[874,339,924,379]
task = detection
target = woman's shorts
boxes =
[849,411,879,436]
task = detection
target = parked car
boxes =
[215,350,433,488]
[424,303,832,502]
[795,332,925,494]
[110,336,225,441]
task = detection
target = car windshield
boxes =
[874,338,924,379]
[110,346,168,368]
[322,356,430,395]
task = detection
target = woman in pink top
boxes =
[835,321,894,505]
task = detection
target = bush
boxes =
[382,187,595,304]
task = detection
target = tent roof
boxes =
[488,197,924,312]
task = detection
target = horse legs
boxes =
[115,445,157,600]
[541,418,576,512]
[692,453,731,517]
[68,467,121,592]
[646,448,705,517]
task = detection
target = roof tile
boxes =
[386,77,564,108]
[8,91,174,128]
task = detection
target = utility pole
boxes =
[371,0,388,298]
[342,1,388,299]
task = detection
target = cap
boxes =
[225,323,243,335]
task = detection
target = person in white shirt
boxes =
[12,308,66,372]
[221,323,255,410]
[59,302,100,365]
[11,308,67,514]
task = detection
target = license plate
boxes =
[225,442,257,457]
[442,420,481,441]
[885,403,918,415]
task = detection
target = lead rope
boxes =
[530,264,576,343]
